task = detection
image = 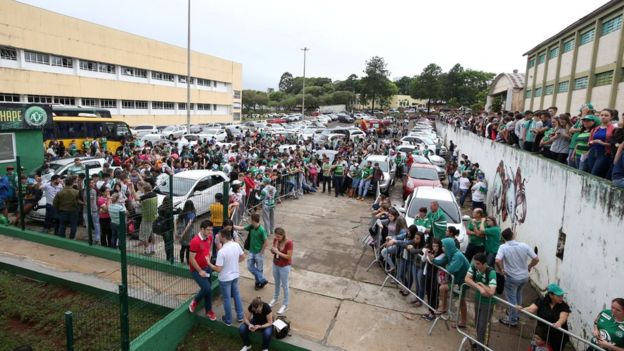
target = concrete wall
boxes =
[437,122,624,341]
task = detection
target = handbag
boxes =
[243,233,250,250]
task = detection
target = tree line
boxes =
[242,57,495,114]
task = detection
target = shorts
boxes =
[139,220,153,242]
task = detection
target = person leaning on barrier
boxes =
[519,283,571,351]
[465,252,497,351]
[590,298,624,351]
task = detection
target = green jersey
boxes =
[361,166,372,180]
[0,215,8,225]
[82,140,91,150]
[69,143,77,156]
[467,219,485,246]
[258,185,276,209]
[245,223,268,254]
[468,265,497,304]
[427,208,447,240]
[333,164,344,176]
[322,162,331,176]
[592,310,624,348]
[484,225,501,254]
[575,131,591,156]
[413,216,431,232]
[100,137,108,151]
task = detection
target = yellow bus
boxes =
[43,116,132,154]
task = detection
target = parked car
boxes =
[161,125,187,140]
[337,113,354,123]
[402,187,469,252]
[202,128,227,142]
[267,118,287,124]
[402,164,442,199]
[141,133,167,145]
[155,170,229,216]
[189,124,203,133]
[360,154,396,195]
[133,125,159,138]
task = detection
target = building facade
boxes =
[0,0,242,126]
[523,0,624,114]
[486,70,525,112]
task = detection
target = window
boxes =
[98,63,115,74]
[233,112,241,121]
[213,104,217,111]
[54,96,75,105]
[121,66,147,78]
[0,46,17,60]
[213,81,217,87]
[548,47,559,60]
[197,78,211,87]
[152,101,163,110]
[544,85,554,95]
[100,99,117,108]
[50,55,73,68]
[122,100,135,109]
[28,95,53,104]
[151,71,175,82]
[178,103,195,110]
[163,102,174,110]
[602,15,622,36]
[0,93,19,102]
[527,58,536,68]
[594,70,614,86]
[233,102,241,109]
[135,101,148,109]
[580,28,595,45]
[80,60,97,71]
[525,90,532,98]
[534,87,542,97]
[233,90,241,99]
[81,98,98,107]
[24,51,49,64]
[0,133,16,163]
[178,76,194,84]
[574,76,589,90]
[197,103,210,111]
[562,38,575,53]
[537,53,546,64]
[558,81,570,93]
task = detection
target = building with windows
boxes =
[0,0,242,126]
[486,70,525,112]
[523,0,624,114]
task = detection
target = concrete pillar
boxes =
[485,95,493,112]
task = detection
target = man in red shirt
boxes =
[188,220,216,320]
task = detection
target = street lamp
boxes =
[186,0,191,131]
[301,47,309,117]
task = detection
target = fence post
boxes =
[64,311,74,351]
[16,156,25,231]
[166,173,174,264]
[222,181,230,221]
[85,165,93,245]
[118,211,130,351]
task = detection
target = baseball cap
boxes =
[581,114,601,124]
[546,283,565,296]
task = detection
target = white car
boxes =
[155,170,229,216]
[202,128,227,142]
[133,125,159,138]
[141,133,167,145]
[162,125,187,140]
[402,187,469,252]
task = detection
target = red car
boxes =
[267,118,287,124]
[402,163,442,199]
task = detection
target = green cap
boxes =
[546,283,565,296]
[262,177,271,184]
[581,114,601,125]
[580,103,594,112]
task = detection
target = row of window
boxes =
[525,70,619,99]
[527,15,623,69]
[27,95,76,105]
[0,46,232,89]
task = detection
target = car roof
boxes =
[413,187,455,201]
[410,163,436,170]
[174,170,228,181]
[365,155,389,162]
[51,157,104,166]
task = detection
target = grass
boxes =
[0,270,167,351]
[176,324,244,351]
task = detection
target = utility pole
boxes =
[301,47,309,117]
[186,0,191,131]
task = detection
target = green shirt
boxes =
[361,166,372,180]
[569,120,582,150]
[575,131,591,156]
[592,310,624,348]
[484,225,501,254]
[0,215,9,225]
[427,208,447,240]
[258,185,276,209]
[245,224,268,254]
[467,219,485,246]
[322,163,332,176]
[333,164,344,176]
[468,265,497,304]
[140,194,158,222]
[413,216,431,231]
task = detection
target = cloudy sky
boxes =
[20,0,607,90]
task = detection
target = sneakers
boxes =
[277,305,288,315]
[499,317,518,327]
[221,315,232,326]
[255,281,268,290]
[188,300,198,313]
[240,346,252,351]
[206,310,216,321]
[269,299,277,307]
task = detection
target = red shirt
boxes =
[272,239,293,267]
[189,233,213,272]
[244,176,255,195]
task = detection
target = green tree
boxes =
[279,72,293,92]
[395,76,413,95]
[242,90,268,115]
[304,86,324,97]
[359,56,395,113]
[410,63,444,102]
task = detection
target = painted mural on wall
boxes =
[490,160,527,230]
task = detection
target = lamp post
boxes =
[186,0,191,131]
[301,47,309,117]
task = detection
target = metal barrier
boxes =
[455,283,607,351]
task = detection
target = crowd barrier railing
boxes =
[455,283,607,351]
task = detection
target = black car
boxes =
[338,115,354,123]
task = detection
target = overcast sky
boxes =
[20,0,608,90]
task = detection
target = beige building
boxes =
[523,0,624,114]
[486,70,525,112]
[0,0,242,126]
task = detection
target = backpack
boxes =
[273,315,291,339]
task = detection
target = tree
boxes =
[279,72,293,92]
[359,56,395,113]
[410,63,444,102]
[241,90,268,115]
[395,76,413,95]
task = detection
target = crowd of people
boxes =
[440,103,624,187]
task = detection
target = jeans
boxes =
[44,204,58,233]
[614,178,624,188]
[247,252,268,285]
[358,179,371,197]
[191,267,213,312]
[57,210,79,239]
[503,276,527,323]
[110,223,119,248]
[322,175,332,193]
[239,319,273,349]
[380,245,398,270]
[87,211,101,242]
[262,206,275,235]
[474,302,494,351]
[414,265,425,299]
[333,176,343,196]
[220,278,244,325]
[586,150,611,178]
[459,189,469,206]
[272,264,291,306]
[351,178,361,193]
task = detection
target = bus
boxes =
[51,105,112,118]
[43,116,132,154]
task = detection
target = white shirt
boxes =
[459,177,471,190]
[496,240,537,281]
[471,181,487,202]
[216,240,244,282]
[43,181,63,204]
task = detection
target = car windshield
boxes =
[408,197,460,223]
[164,126,176,132]
[32,163,64,176]
[409,167,439,180]
[135,126,153,130]
[205,129,220,134]
[157,177,195,197]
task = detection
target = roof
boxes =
[489,72,526,94]
[413,186,454,202]
[524,0,622,55]
[365,155,390,162]
[174,170,227,181]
